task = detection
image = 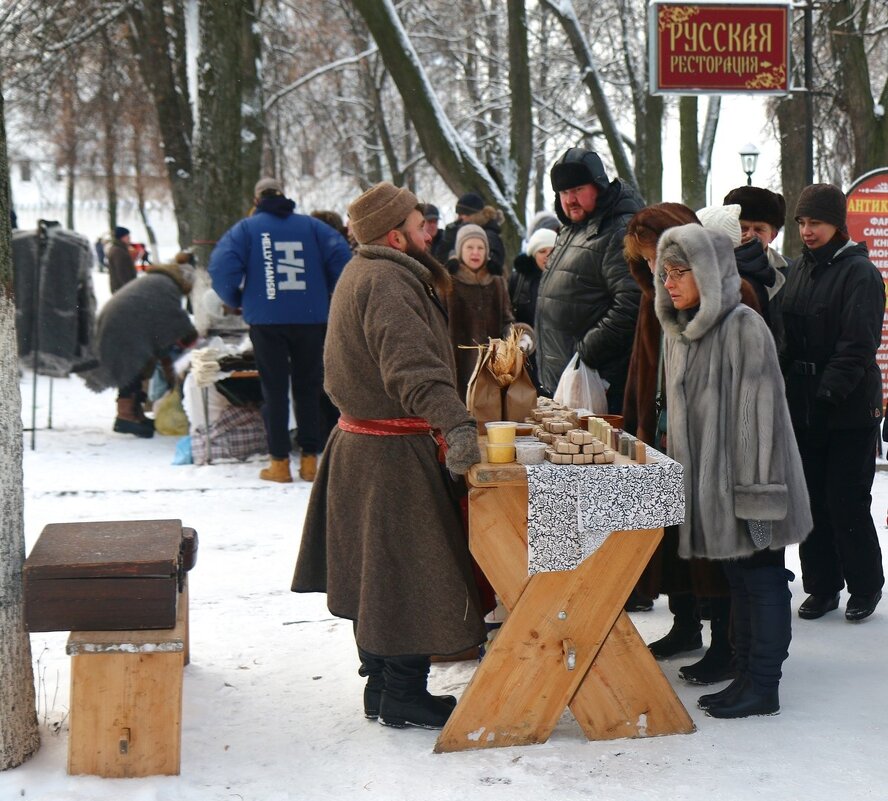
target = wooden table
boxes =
[435,456,695,753]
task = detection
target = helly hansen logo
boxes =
[261,233,307,299]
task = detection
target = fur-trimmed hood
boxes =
[460,205,504,232]
[654,223,740,341]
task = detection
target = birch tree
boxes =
[0,81,40,772]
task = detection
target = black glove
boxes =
[747,520,773,550]
[445,423,481,476]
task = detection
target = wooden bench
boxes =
[65,580,189,777]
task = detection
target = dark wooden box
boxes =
[24,519,197,632]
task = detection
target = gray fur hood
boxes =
[654,223,740,341]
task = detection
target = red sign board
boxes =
[846,168,888,407]
[650,2,791,94]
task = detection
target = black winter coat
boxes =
[534,179,643,396]
[433,206,506,274]
[734,238,777,328]
[780,238,884,431]
[508,253,542,326]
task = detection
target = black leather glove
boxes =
[445,423,481,476]
[747,520,773,550]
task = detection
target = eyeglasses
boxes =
[660,267,693,284]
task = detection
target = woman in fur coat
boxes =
[654,223,812,718]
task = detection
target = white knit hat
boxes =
[526,228,557,258]
[696,204,742,248]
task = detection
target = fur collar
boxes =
[453,263,494,285]
[654,223,740,342]
[356,244,451,297]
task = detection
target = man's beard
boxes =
[404,241,452,297]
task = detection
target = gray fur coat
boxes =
[654,224,812,560]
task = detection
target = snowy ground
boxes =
[5,323,888,800]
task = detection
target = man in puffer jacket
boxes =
[534,148,643,410]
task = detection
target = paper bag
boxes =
[466,345,537,425]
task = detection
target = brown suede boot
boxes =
[299,453,318,482]
[260,457,293,483]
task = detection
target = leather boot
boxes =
[698,675,746,711]
[358,645,454,720]
[679,596,735,684]
[299,453,318,482]
[378,656,454,729]
[704,676,780,718]
[648,594,702,659]
[260,457,293,483]
[113,397,154,438]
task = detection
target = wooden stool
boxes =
[66,581,189,777]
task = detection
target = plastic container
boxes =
[486,443,516,463]
[485,421,518,444]
[515,423,534,436]
[515,440,547,465]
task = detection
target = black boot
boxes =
[378,656,455,729]
[358,644,456,720]
[704,676,780,718]
[679,597,735,684]
[648,594,702,659]
[698,675,746,711]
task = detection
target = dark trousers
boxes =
[249,323,327,457]
[797,425,884,596]
[723,558,792,692]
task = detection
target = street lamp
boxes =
[739,143,760,186]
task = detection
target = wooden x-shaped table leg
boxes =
[435,484,695,753]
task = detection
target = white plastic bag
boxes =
[553,353,609,413]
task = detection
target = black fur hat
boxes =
[550,148,610,193]
[723,186,786,231]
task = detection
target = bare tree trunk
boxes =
[239,0,265,206]
[132,127,158,251]
[540,0,639,191]
[350,0,523,250]
[828,0,888,177]
[507,0,532,230]
[679,97,705,209]
[127,0,195,249]
[776,94,807,259]
[100,37,118,234]
[0,83,41,772]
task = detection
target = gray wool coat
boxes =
[83,266,196,392]
[291,245,487,657]
[654,224,812,560]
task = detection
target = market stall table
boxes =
[435,445,695,753]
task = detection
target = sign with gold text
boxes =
[649,2,791,94]
[847,168,888,407]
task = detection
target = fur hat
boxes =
[723,186,786,231]
[550,148,609,192]
[794,183,847,232]
[455,193,484,216]
[347,181,419,245]
[527,228,557,258]
[697,204,742,247]
[254,177,284,197]
[114,226,130,240]
[455,224,488,260]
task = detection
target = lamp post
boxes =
[739,143,760,186]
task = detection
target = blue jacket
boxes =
[209,207,351,325]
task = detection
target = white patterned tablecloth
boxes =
[525,446,685,574]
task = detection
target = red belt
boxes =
[338,413,447,463]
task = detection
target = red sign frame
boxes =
[649,2,792,94]
[846,168,888,408]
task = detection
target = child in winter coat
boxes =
[445,224,533,401]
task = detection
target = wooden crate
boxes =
[65,581,189,777]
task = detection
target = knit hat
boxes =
[527,227,557,258]
[254,177,284,197]
[455,224,489,261]
[794,183,847,231]
[114,226,130,240]
[550,148,610,192]
[723,186,786,231]
[423,203,440,221]
[455,192,485,216]
[696,204,742,247]
[347,181,419,245]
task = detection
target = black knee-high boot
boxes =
[679,596,735,684]
[357,645,387,720]
[648,593,703,659]
[378,655,455,729]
